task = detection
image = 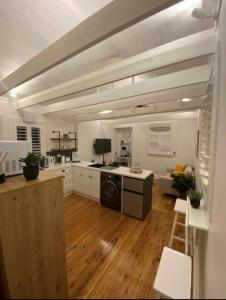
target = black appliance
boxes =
[100,172,122,212]
[94,139,111,154]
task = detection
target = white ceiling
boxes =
[0,0,217,100]
[0,0,112,79]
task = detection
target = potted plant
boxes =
[19,152,40,181]
[188,189,202,209]
[171,173,195,199]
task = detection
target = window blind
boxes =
[198,95,212,199]
[16,126,27,141]
[31,127,41,155]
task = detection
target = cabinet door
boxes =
[72,167,80,191]
[72,167,87,194]
[62,168,72,195]
[88,169,100,200]
[49,168,71,196]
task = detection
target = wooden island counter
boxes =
[0,171,68,299]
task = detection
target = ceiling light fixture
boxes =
[98,110,113,115]
[135,104,148,108]
[181,98,192,102]
[9,91,17,98]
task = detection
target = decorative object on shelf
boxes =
[52,130,61,150]
[19,152,40,181]
[47,148,77,162]
[68,131,77,149]
[63,133,69,139]
[188,189,202,209]
[51,131,77,151]
[171,173,195,199]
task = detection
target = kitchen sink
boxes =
[88,163,104,168]
[88,163,119,170]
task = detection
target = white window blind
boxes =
[198,95,212,199]
[16,126,27,141]
[31,127,41,155]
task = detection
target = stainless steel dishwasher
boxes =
[122,175,153,220]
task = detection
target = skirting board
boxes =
[72,190,100,203]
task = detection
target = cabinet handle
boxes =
[62,170,65,172]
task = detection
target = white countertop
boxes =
[45,161,152,180]
[44,162,73,171]
[71,161,152,180]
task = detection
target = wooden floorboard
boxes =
[64,181,184,299]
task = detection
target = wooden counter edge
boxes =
[0,171,63,196]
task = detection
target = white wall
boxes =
[78,111,198,174]
[198,2,226,298]
[77,120,104,161]
[0,99,76,154]
[129,119,196,174]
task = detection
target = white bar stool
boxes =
[154,247,192,299]
[169,198,190,255]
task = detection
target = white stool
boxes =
[154,247,192,299]
[169,198,189,255]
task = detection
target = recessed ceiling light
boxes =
[181,98,192,102]
[9,91,17,98]
[99,110,113,114]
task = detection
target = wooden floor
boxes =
[64,181,184,299]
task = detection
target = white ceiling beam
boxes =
[68,99,203,122]
[17,29,216,109]
[42,65,211,114]
[59,83,206,118]
[102,111,198,125]
[0,0,181,96]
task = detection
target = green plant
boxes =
[188,189,202,201]
[171,173,195,198]
[19,152,40,167]
[188,189,202,209]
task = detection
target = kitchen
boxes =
[0,0,225,299]
[0,135,153,299]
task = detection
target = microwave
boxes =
[121,143,130,153]
[0,141,32,176]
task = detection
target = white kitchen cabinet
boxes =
[88,169,100,200]
[72,166,87,194]
[49,167,72,196]
[72,166,100,200]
